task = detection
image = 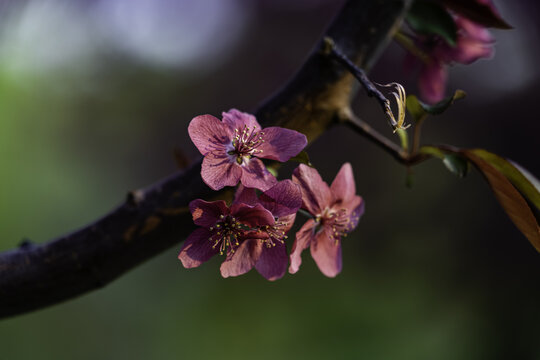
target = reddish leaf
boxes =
[469,149,540,210]
[463,151,540,252]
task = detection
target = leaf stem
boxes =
[411,114,428,155]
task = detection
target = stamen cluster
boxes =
[209,215,245,255]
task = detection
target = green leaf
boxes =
[423,90,466,115]
[289,151,312,167]
[407,90,465,121]
[443,0,512,29]
[463,150,540,252]
[442,154,469,178]
[419,145,445,159]
[406,94,426,122]
[468,149,540,210]
[407,0,457,46]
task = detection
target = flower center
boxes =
[261,218,289,248]
[229,125,265,164]
[319,208,354,244]
[209,215,247,255]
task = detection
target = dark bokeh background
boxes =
[0,0,539,359]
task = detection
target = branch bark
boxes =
[0,0,411,319]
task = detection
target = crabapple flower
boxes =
[290,163,364,277]
[413,15,495,103]
[178,199,275,273]
[221,180,302,280]
[188,109,308,191]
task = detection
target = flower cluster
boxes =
[179,109,365,280]
[404,0,503,104]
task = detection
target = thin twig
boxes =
[344,111,429,166]
[324,37,398,129]
[345,112,406,162]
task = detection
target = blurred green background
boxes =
[1,0,539,359]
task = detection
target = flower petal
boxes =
[233,185,259,207]
[342,196,365,232]
[257,127,307,162]
[457,16,494,43]
[201,151,242,190]
[240,157,277,191]
[260,180,302,217]
[178,228,218,268]
[418,61,447,104]
[188,114,231,156]
[310,226,342,278]
[222,109,261,132]
[231,203,275,227]
[330,163,356,204]
[449,37,494,65]
[289,219,316,274]
[292,164,332,216]
[189,199,229,227]
[255,243,288,281]
[220,239,262,278]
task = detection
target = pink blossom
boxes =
[178,199,275,273]
[290,163,364,277]
[410,15,495,104]
[188,109,307,191]
[221,180,302,280]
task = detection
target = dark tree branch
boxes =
[0,0,411,319]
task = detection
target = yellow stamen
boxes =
[378,82,410,132]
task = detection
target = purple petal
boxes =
[418,61,447,104]
[240,157,277,191]
[257,127,307,162]
[289,219,316,274]
[330,163,356,204]
[348,198,365,231]
[457,16,494,43]
[310,226,342,278]
[259,180,302,217]
[201,151,242,190]
[220,239,262,278]
[434,18,494,65]
[449,37,494,65]
[231,203,275,227]
[222,109,261,132]
[178,228,218,268]
[292,164,332,216]
[189,199,229,227]
[334,196,365,232]
[188,114,232,156]
[233,185,259,206]
[255,243,288,281]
